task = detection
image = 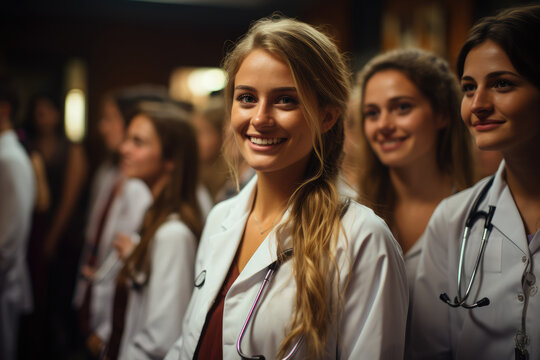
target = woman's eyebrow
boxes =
[461,70,520,81]
[234,85,297,92]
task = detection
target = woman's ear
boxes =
[321,107,340,133]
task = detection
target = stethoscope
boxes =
[236,248,302,360]
[235,200,349,359]
[440,176,496,309]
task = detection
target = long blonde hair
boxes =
[356,49,474,224]
[222,16,350,359]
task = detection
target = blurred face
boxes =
[231,49,313,177]
[460,40,540,154]
[98,100,125,151]
[343,95,361,159]
[120,114,166,187]
[34,98,60,133]
[193,113,222,163]
[363,69,445,169]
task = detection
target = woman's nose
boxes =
[376,111,395,134]
[470,87,494,119]
[252,101,275,128]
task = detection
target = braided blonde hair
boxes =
[223,16,350,358]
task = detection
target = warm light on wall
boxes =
[64,59,87,143]
[187,68,226,96]
[64,89,86,143]
[170,67,226,107]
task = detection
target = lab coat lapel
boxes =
[201,178,256,312]
[489,161,530,255]
[237,209,293,282]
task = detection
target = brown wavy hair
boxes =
[119,101,202,288]
[222,16,350,359]
[356,48,474,225]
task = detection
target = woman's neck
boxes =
[149,174,171,200]
[389,161,452,253]
[389,162,452,204]
[253,171,298,219]
[503,147,540,235]
[504,145,540,199]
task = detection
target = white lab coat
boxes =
[165,176,408,360]
[0,130,35,360]
[73,163,152,341]
[409,160,540,360]
[116,214,197,360]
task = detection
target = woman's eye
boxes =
[493,79,514,89]
[363,109,378,119]
[236,94,256,104]
[276,95,298,106]
[395,103,412,114]
[461,83,476,94]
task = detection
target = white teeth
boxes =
[250,137,283,145]
[381,139,404,145]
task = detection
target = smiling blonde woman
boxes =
[165,15,408,360]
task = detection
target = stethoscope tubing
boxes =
[236,249,300,360]
[441,176,495,309]
[236,265,277,360]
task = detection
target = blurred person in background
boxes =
[0,81,35,360]
[338,84,361,198]
[101,101,201,360]
[192,94,229,204]
[357,49,475,293]
[72,86,160,359]
[19,92,88,359]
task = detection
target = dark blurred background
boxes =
[0,0,534,171]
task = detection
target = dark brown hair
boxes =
[457,5,540,89]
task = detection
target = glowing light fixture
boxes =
[64,59,87,143]
[187,68,226,96]
[64,89,86,143]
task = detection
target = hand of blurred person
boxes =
[80,265,96,281]
[113,233,136,260]
[86,332,105,358]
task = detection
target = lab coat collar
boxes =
[0,129,17,145]
[487,160,531,255]
[209,175,293,285]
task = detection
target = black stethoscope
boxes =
[236,248,302,360]
[440,176,496,309]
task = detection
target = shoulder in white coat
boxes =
[117,215,197,360]
[166,177,408,360]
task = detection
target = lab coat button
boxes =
[517,293,525,302]
[525,272,536,285]
[522,256,527,263]
[530,285,538,296]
